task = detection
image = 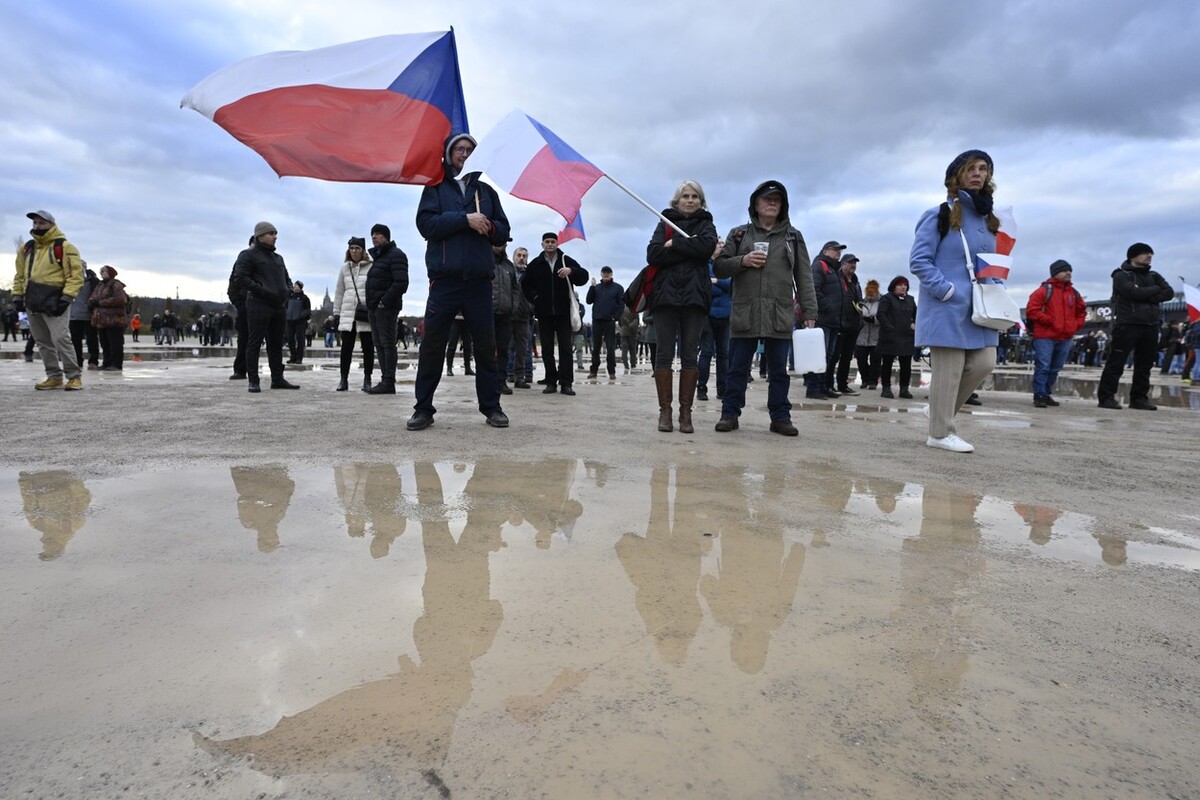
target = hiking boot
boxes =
[714,417,739,432]
[407,412,434,431]
[35,377,64,390]
[485,410,510,428]
[64,377,83,391]
[769,419,799,436]
[1033,395,1048,408]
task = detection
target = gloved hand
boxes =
[12,296,24,313]
[332,315,339,327]
[53,296,73,316]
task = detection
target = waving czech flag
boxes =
[181,31,468,185]
[976,206,1017,280]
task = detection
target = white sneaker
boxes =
[921,404,930,418]
[926,434,974,453]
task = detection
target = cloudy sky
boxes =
[3,0,1198,315]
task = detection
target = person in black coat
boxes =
[364,223,409,394]
[645,180,719,433]
[231,222,298,392]
[521,232,588,395]
[876,276,918,398]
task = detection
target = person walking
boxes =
[910,150,1006,452]
[332,236,375,392]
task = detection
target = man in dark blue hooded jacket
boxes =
[410,133,512,430]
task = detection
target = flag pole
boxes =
[604,175,691,238]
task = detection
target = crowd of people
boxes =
[13,147,1191,451]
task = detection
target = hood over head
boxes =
[748,180,789,224]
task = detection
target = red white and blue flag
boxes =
[466,110,604,222]
[976,206,1017,280]
[181,31,468,185]
[558,210,586,244]
[1183,282,1200,323]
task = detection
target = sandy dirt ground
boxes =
[1,342,1198,799]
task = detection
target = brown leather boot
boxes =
[654,368,673,432]
[677,368,698,433]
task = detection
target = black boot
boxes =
[335,375,349,392]
[368,379,396,394]
[362,374,372,392]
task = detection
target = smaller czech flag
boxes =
[467,110,604,223]
[558,210,586,244]
[181,32,468,185]
[976,206,1016,280]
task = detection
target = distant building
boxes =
[322,287,334,314]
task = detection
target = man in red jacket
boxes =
[1025,259,1086,408]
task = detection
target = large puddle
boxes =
[2,461,1197,797]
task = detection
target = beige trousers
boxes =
[928,347,994,439]
[28,310,81,381]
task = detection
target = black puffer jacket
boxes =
[232,241,292,308]
[645,208,718,311]
[876,292,917,356]
[366,241,409,310]
[813,255,861,330]
[1110,261,1174,326]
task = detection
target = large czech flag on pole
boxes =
[181,31,468,185]
[466,109,604,223]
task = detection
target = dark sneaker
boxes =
[1033,395,1048,408]
[515,379,530,389]
[714,417,739,432]
[367,381,396,395]
[560,386,576,396]
[485,410,510,428]
[247,381,261,393]
[1098,397,1122,410]
[499,380,513,395]
[697,387,708,401]
[880,388,895,398]
[1129,399,1157,411]
[1043,395,1061,407]
[769,419,799,436]
[406,412,434,431]
[898,389,913,399]
[229,372,247,380]
[542,384,558,394]
[270,379,300,389]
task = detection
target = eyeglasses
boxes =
[452,146,473,154]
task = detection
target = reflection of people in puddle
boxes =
[699,469,806,674]
[616,465,713,664]
[861,476,906,515]
[196,461,504,774]
[1014,502,1060,546]
[1093,533,1128,566]
[18,470,91,561]
[333,463,407,557]
[230,466,294,553]
[513,459,583,549]
[895,486,984,729]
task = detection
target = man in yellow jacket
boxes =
[12,210,85,390]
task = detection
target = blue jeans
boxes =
[1031,337,1071,397]
[722,337,792,422]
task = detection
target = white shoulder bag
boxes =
[959,228,1020,331]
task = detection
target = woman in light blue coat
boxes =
[910,150,1003,453]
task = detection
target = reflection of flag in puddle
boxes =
[976,206,1016,280]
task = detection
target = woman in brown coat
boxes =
[89,265,129,370]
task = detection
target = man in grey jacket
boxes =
[713,180,818,436]
[492,242,531,393]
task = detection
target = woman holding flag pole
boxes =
[909,150,1008,453]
